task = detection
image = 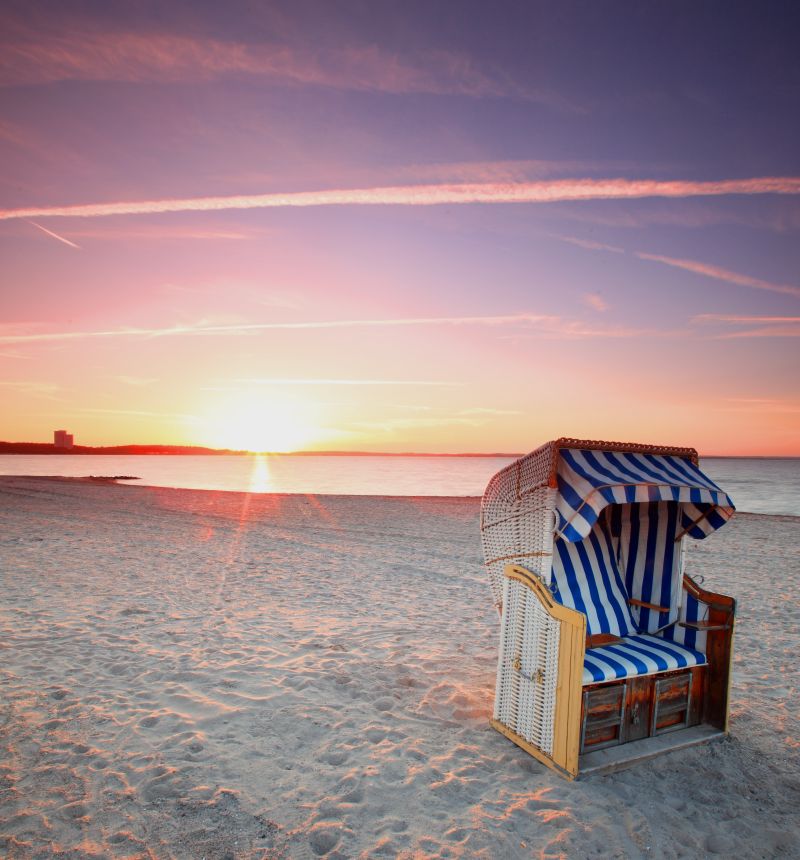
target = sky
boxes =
[1,0,799,455]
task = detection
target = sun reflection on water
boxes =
[248,454,273,493]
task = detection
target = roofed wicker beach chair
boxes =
[481,438,736,778]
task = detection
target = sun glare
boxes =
[196,391,321,452]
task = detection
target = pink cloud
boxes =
[582,292,609,312]
[550,234,625,254]
[2,177,798,222]
[0,29,532,101]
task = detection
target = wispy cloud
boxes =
[78,407,200,421]
[458,407,522,416]
[549,233,625,254]
[0,29,537,101]
[719,397,800,413]
[237,378,463,386]
[0,312,683,346]
[350,416,487,433]
[390,404,434,412]
[693,314,800,324]
[691,314,800,338]
[2,177,799,222]
[0,313,556,344]
[545,231,800,301]
[67,225,252,241]
[582,292,609,312]
[636,252,800,298]
[716,325,800,339]
[0,380,61,399]
[27,220,81,249]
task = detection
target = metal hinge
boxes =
[512,657,545,684]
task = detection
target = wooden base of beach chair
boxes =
[579,667,705,755]
[578,723,726,776]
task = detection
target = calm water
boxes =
[1,454,798,516]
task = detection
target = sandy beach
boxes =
[1,476,798,859]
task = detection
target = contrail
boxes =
[0,313,556,344]
[2,176,799,221]
[26,220,81,248]
[636,252,800,298]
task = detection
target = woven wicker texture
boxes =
[494,577,560,755]
[480,440,558,605]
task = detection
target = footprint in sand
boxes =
[364,728,387,743]
[308,822,342,856]
[340,787,364,804]
[139,715,160,728]
[61,802,90,821]
[323,750,348,766]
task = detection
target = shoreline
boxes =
[2,474,799,520]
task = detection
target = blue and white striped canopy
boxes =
[556,448,734,542]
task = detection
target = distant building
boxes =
[54,429,74,450]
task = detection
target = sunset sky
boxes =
[1,1,798,455]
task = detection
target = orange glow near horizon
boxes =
[190,390,328,453]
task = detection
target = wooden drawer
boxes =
[581,682,626,752]
[652,672,692,735]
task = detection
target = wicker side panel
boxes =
[494,577,561,756]
[481,486,557,606]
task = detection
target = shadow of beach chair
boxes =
[481,438,736,779]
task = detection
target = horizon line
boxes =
[0,441,795,459]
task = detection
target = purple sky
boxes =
[1,1,798,454]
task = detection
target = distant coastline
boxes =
[0,442,522,458]
[1,442,795,458]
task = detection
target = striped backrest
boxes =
[550,509,636,638]
[610,502,682,634]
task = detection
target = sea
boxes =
[0,454,798,517]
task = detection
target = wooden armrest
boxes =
[679,621,731,632]
[628,598,670,613]
[586,633,620,649]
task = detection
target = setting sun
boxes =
[192,390,322,453]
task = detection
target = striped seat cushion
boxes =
[583,633,706,685]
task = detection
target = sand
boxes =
[0,476,798,859]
